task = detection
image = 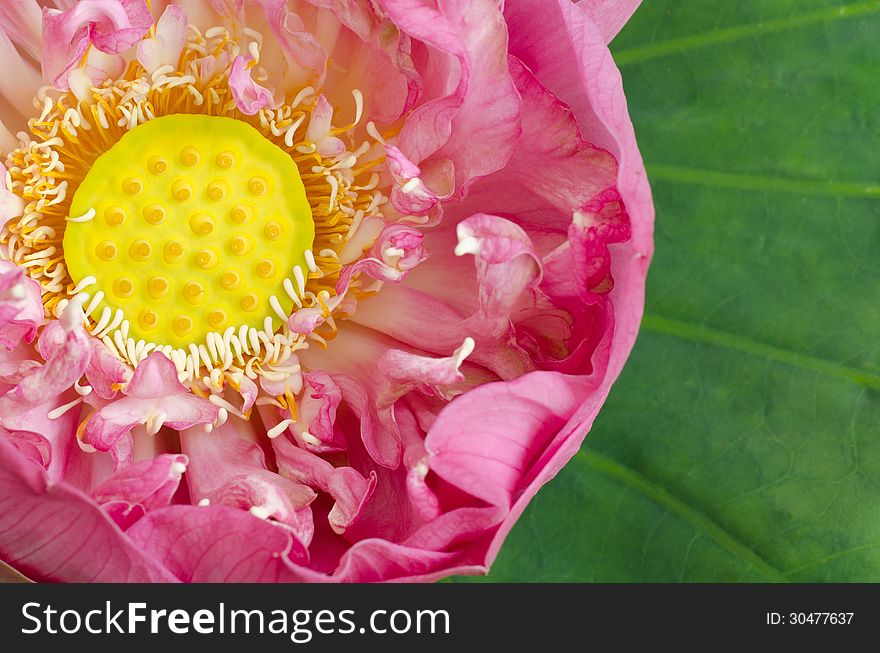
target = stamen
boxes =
[48,398,83,420]
[267,419,294,439]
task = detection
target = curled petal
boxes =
[376,338,474,407]
[305,95,346,158]
[41,0,153,89]
[255,0,327,91]
[0,262,43,348]
[336,223,428,293]
[290,371,346,452]
[234,374,258,415]
[91,454,188,529]
[85,338,130,400]
[385,146,452,215]
[406,457,441,522]
[385,0,522,196]
[0,318,90,411]
[427,371,594,510]
[136,4,187,74]
[181,419,315,546]
[287,306,326,335]
[228,55,276,115]
[272,434,376,535]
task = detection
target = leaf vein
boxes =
[642,314,880,392]
[647,164,880,199]
[578,450,787,582]
[614,1,880,66]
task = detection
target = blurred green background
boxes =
[461,0,880,582]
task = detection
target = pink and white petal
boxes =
[0,1,43,60]
[384,145,451,215]
[0,437,176,582]
[85,338,130,400]
[0,263,43,348]
[0,163,25,231]
[255,0,327,92]
[305,95,346,158]
[136,4,187,73]
[228,55,276,115]
[294,371,346,451]
[298,329,402,466]
[81,396,150,454]
[158,392,222,430]
[41,0,153,88]
[233,374,258,414]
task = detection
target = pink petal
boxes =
[180,419,315,545]
[336,223,428,293]
[308,1,420,123]
[384,0,522,196]
[0,163,25,232]
[272,433,376,535]
[0,1,42,60]
[255,0,327,91]
[228,54,276,115]
[125,505,311,581]
[1,394,80,483]
[349,214,539,379]
[41,0,153,89]
[83,352,218,456]
[0,262,43,348]
[305,95,346,157]
[0,319,90,409]
[500,58,620,215]
[292,371,346,452]
[126,350,192,399]
[0,437,175,582]
[126,496,482,581]
[91,453,188,528]
[384,146,452,215]
[427,371,594,510]
[85,338,130,399]
[577,0,643,44]
[136,4,187,73]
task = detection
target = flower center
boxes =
[64,114,314,348]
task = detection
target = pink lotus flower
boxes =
[0,0,652,582]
